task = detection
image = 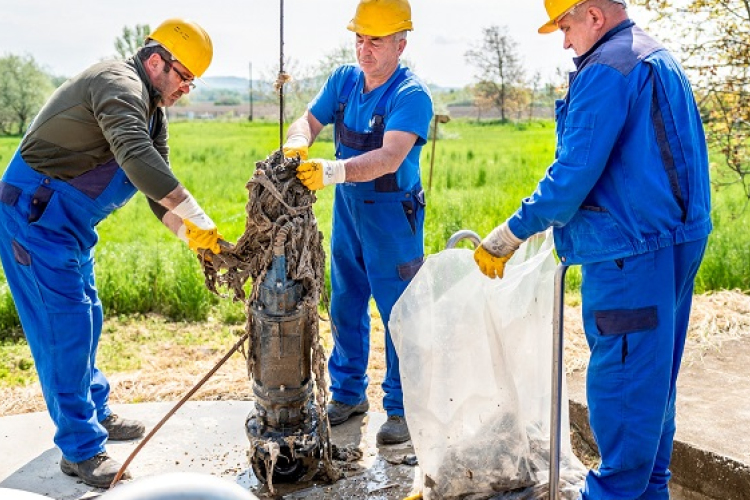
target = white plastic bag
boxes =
[390,231,586,499]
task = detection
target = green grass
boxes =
[0,119,747,342]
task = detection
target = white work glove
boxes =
[172,195,223,256]
[283,133,309,160]
[474,222,524,279]
[296,159,346,191]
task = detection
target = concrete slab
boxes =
[6,328,748,500]
[567,336,750,500]
[0,401,419,500]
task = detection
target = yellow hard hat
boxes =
[538,0,586,34]
[147,18,213,77]
[347,0,413,37]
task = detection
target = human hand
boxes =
[296,159,346,191]
[282,133,309,160]
[473,222,523,279]
[184,219,224,256]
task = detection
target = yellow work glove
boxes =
[184,219,224,256]
[282,133,309,160]
[474,222,523,279]
[171,195,223,256]
[296,159,346,191]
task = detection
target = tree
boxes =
[465,25,525,121]
[115,24,151,60]
[0,55,54,135]
[527,70,543,121]
[631,0,750,199]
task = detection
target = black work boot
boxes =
[101,414,145,441]
[60,452,131,488]
[327,399,370,426]
[376,415,410,445]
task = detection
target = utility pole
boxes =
[248,62,254,122]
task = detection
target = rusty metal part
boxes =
[201,150,339,492]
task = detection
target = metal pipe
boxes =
[549,264,568,500]
[445,229,481,250]
[427,115,449,191]
[428,117,438,191]
[249,61,254,122]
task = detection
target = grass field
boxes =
[0,119,748,338]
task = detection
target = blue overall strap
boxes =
[649,70,687,222]
[335,67,412,192]
[335,67,412,152]
[334,67,363,152]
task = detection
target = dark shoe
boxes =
[101,414,145,441]
[376,415,410,445]
[327,399,370,426]
[60,452,131,488]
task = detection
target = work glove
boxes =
[474,222,523,279]
[282,133,309,160]
[296,159,346,191]
[172,195,224,256]
[184,220,224,256]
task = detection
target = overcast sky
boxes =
[0,0,650,88]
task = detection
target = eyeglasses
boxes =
[159,54,196,90]
[170,64,196,90]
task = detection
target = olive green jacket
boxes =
[20,55,178,203]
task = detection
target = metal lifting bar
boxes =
[549,264,568,500]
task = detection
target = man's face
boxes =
[153,54,195,107]
[557,3,599,56]
[355,33,404,81]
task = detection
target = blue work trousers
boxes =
[580,238,708,500]
[0,151,136,462]
[328,183,424,415]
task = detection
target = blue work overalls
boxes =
[0,138,148,461]
[327,69,425,416]
[581,238,706,500]
[505,22,711,499]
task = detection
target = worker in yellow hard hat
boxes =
[475,1,711,499]
[0,18,224,488]
[283,0,433,446]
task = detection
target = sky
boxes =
[0,0,650,89]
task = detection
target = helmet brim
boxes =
[538,20,559,34]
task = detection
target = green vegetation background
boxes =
[0,119,747,337]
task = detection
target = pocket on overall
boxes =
[399,189,425,235]
[558,110,596,166]
[28,184,55,223]
[595,306,658,364]
[564,207,630,258]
